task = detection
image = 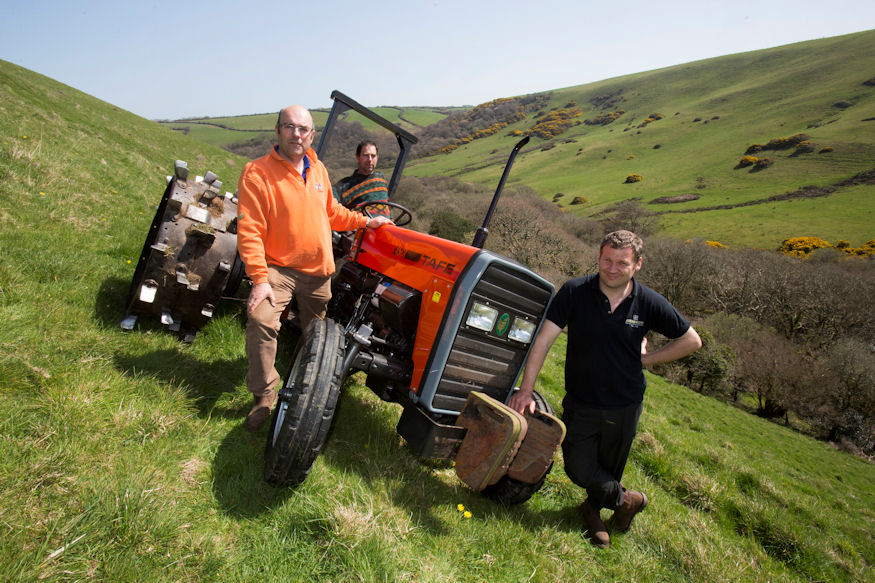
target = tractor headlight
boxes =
[466,302,498,332]
[508,318,537,344]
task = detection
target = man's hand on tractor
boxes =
[366,215,393,229]
[247,282,276,315]
[508,386,536,415]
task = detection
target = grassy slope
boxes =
[407,30,875,249]
[1,58,874,581]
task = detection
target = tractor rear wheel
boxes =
[264,318,345,487]
[481,390,555,505]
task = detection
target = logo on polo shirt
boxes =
[315,182,324,191]
[625,314,644,328]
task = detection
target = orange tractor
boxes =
[125,92,564,504]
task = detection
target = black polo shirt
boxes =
[546,274,690,409]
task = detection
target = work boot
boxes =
[245,389,277,432]
[580,500,610,548]
[610,486,648,533]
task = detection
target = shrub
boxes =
[637,113,664,128]
[819,146,834,153]
[833,100,854,109]
[427,210,476,243]
[753,157,773,169]
[625,173,643,183]
[584,110,624,126]
[526,105,583,139]
[778,236,832,257]
[706,240,728,249]
[839,239,875,257]
[794,141,815,154]
[570,196,587,205]
[737,155,758,168]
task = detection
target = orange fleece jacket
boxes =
[236,147,368,284]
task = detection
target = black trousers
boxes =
[561,397,643,510]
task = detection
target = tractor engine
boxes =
[329,259,420,389]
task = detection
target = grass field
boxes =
[2,55,875,581]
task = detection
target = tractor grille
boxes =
[429,262,553,413]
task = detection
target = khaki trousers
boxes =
[244,265,331,398]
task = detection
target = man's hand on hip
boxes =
[247,282,275,315]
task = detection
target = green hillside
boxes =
[408,30,875,249]
[1,57,874,581]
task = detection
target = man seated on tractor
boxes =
[333,140,390,217]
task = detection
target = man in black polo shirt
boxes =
[509,230,701,548]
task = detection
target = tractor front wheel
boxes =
[264,318,345,487]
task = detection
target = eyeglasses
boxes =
[279,123,313,135]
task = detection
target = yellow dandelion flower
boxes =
[22,135,27,139]
[457,504,465,512]
[463,511,472,519]
[126,259,132,264]
[40,192,45,196]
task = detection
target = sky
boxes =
[1,1,873,120]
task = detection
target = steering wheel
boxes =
[355,200,413,227]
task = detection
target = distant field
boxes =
[161,107,448,147]
[401,108,448,126]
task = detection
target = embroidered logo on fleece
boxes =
[315,182,324,191]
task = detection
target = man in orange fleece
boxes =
[236,105,393,431]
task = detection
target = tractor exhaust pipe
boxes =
[471,136,530,249]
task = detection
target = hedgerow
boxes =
[777,237,875,258]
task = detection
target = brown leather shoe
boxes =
[581,500,610,548]
[610,487,648,533]
[245,389,277,432]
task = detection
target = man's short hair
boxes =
[600,230,644,261]
[356,140,378,156]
